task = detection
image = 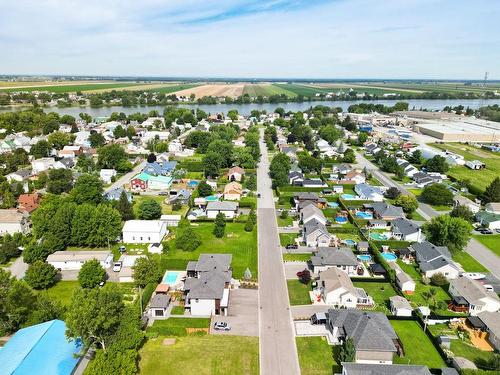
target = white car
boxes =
[213,322,231,331]
[113,261,123,272]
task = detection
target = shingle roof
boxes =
[391,218,420,236]
[368,202,404,218]
[310,247,358,267]
[342,363,431,375]
[390,295,412,310]
[450,277,500,306]
[206,201,238,211]
[195,254,232,272]
[150,294,171,308]
[477,311,500,339]
[184,270,230,299]
[412,241,451,262]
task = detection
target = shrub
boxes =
[421,184,453,206]
[430,273,448,286]
[176,227,201,252]
[24,261,58,290]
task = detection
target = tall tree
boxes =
[78,259,106,288]
[24,261,58,290]
[423,214,472,252]
[482,177,500,204]
[71,174,104,205]
[213,212,226,238]
[137,199,162,220]
[116,191,134,220]
[132,256,161,288]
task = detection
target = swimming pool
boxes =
[336,217,348,223]
[343,239,356,246]
[357,255,372,262]
[381,252,397,262]
[355,211,373,219]
[163,271,180,285]
[370,233,388,241]
[341,194,358,200]
[205,195,219,202]
[327,202,339,208]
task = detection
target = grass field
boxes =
[274,83,333,97]
[139,335,259,375]
[430,143,500,193]
[132,195,189,217]
[148,83,200,94]
[242,83,297,97]
[147,318,210,336]
[352,281,398,313]
[391,320,446,368]
[163,222,257,279]
[473,235,500,257]
[0,82,145,93]
[452,251,488,272]
[287,280,312,305]
[296,337,340,375]
[282,253,311,262]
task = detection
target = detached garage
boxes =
[149,294,171,318]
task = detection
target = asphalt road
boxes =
[354,150,500,279]
[104,160,146,193]
[257,129,300,375]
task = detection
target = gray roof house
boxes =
[477,311,500,351]
[354,183,384,201]
[149,294,171,318]
[184,254,232,316]
[391,218,422,242]
[301,204,326,225]
[104,187,132,202]
[411,241,459,279]
[205,201,238,219]
[364,202,404,220]
[341,363,432,375]
[303,219,332,247]
[327,309,400,364]
[310,247,359,275]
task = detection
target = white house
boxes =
[168,139,183,154]
[300,204,327,226]
[31,157,55,174]
[391,218,422,242]
[453,195,480,214]
[206,201,238,219]
[122,220,168,244]
[99,169,117,184]
[303,219,332,247]
[449,277,500,316]
[0,210,30,235]
[46,250,113,271]
[390,296,413,317]
[412,241,460,280]
[354,183,384,202]
[160,214,181,227]
[148,294,171,318]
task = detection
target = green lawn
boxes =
[282,253,311,262]
[452,251,488,272]
[296,337,340,375]
[42,280,80,306]
[473,235,500,257]
[163,222,257,279]
[133,195,188,216]
[279,233,298,246]
[139,335,259,375]
[277,215,294,227]
[170,306,185,315]
[243,83,297,97]
[147,318,210,337]
[287,280,312,305]
[391,320,446,368]
[352,281,398,313]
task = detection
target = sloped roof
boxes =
[185,270,230,299]
[206,201,238,211]
[450,277,500,306]
[195,254,232,273]
[310,247,358,267]
[342,363,431,375]
[391,218,420,235]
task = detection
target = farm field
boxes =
[304,83,421,95]
[173,83,246,98]
[243,83,297,97]
[274,83,333,97]
[0,82,146,93]
[429,142,500,192]
[147,83,200,94]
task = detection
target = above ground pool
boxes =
[341,194,357,200]
[357,255,372,262]
[327,202,339,208]
[162,271,180,286]
[355,211,373,219]
[343,239,356,246]
[370,233,389,241]
[336,217,348,224]
[381,252,397,262]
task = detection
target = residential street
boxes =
[354,150,500,279]
[104,160,146,194]
[257,129,301,375]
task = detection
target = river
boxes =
[1,98,500,117]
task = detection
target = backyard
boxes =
[139,335,259,375]
[287,280,312,305]
[391,320,446,368]
[473,235,500,257]
[352,281,398,313]
[162,222,257,279]
[296,337,340,375]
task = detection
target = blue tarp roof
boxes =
[0,320,81,375]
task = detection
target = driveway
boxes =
[211,288,258,337]
[290,305,331,320]
[7,257,29,279]
[284,262,309,279]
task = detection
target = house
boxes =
[315,268,372,308]
[184,254,232,316]
[364,202,404,220]
[453,195,480,213]
[332,185,344,194]
[223,181,243,201]
[411,241,460,279]
[122,220,168,244]
[47,250,113,270]
[293,192,327,210]
[389,263,416,294]
[465,160,485,170]
[149,294,171,318]
[326,309,399,364]
[448,277,500,315]
[475,211,500,229]
[0,320,82,375]
[357,241,369,253]
[0,209,30,235]
[289,171,304,186]
[54,158,75,170]
[226,166,245,182]
[391,218,422,242]
[148,243,163,254]
[58,145,83,158]
[476,311,500,351]
[303,219,332,247]
[206,201,238,219]
[354,183,384,201]
[160,214,181,227]
[301,204,327,226]
[485,202,500,214]
[343,170,366,184]
[302,178,328,188]
[99,169,117,184]
[390,295,413,317]
[342,363,432,375]
[310,247,359,275]
[6,168,31,183]
[130,172,173,191]
[104,187,132,202]
[142,161,177,176]
[168,139,183,153]
[17,193,40,213]
[169,189,191,205]
[31,157,55,174]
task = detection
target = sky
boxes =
[0,0,499,79]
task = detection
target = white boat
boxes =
[462,272,486,280]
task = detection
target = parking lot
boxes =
[211,288,258,337]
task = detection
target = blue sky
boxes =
[0,0,498,79]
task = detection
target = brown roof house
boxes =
[226,166,245,182]
[223,181,243,201]
[17,193,41,213]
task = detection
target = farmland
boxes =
[243,84,297,97]
[0,82,147,93]
[173,84,246,98]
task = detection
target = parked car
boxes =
[286,244,298,250]
[481,229,494,235]
[119,246,126,253]
[113,261,123,272]
[213,322,231,331]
